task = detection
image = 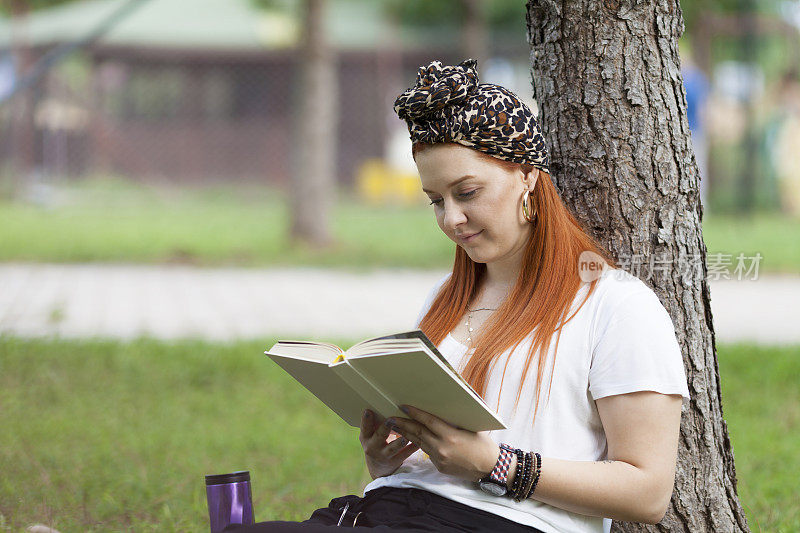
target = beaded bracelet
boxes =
[519,451,533,502]
[510,448,526,500]
[526,452,543,499]
[521,452,537,500]
[513,451,533,502]
[520,456,536,500]
[510,452,523,501]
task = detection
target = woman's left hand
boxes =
[387,405,499,482]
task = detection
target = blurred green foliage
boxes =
[680,0,784,34]
[382,0,524,29]
[0,0,77,15]
[3,0,786,31]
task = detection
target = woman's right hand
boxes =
[359,409,420,479]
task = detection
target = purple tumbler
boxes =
[205,471,254,532]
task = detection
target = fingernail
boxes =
[385,417,396,427]
[363,409,370,418]
[400,437,408,446]
[400,405,410,414]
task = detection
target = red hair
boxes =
[412,142,617,423]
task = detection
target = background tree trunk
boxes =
[461,0,489,78]
[525,1,749,531]
[9,0,35,197]
[291,0,336,247]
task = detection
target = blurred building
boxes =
[0,0,530,189]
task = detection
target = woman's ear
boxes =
[524,168,540,192]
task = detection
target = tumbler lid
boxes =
[205,471,250,485]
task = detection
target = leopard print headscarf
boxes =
[394,58,550,175]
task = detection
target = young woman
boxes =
[231,59,690,532]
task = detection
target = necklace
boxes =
[465,306,498,345]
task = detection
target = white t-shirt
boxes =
[363,267,691,533]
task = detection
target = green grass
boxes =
[701,212,800,275]
[0,177,798,272]
[0,178,453,270]
[0,338,796,531]
[0,336,371,532]
[718,344,800,533]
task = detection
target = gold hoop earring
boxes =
[522,191,537,223]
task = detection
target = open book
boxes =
[264,330,506,432]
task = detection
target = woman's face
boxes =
[416,143,538,266]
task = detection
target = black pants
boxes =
[225,486,545,532]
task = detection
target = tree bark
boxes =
[525,1,750,531]
[291,0,336,247]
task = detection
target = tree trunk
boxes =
[291,0,336,247]
[9,0,36,197]
[525,1,750,531]
[461,0,489,78]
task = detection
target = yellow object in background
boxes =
[356,159,426,206]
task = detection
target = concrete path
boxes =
[0,263,798,345]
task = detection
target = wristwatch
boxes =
[478,443,516,496]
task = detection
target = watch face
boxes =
[479,480,508,497]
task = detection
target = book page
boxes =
[347,338,473,392]
[265,352,365,426]
[347,330,431,354]
[330,361,399,421]
[269,341,343,363]
[347,350,506,432]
